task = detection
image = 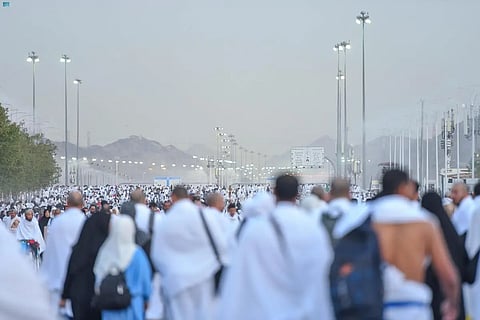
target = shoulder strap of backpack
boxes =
[199,208,221,265]
[148,210,155,235]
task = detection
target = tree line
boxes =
[0,104,60,194]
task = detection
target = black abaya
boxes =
[62,212,111,320]
[422,192,479,320]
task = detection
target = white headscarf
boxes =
[94,215,137,285]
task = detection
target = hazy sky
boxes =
[1,0,480,155]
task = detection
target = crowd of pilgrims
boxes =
[2,170,480,320]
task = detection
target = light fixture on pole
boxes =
[356,11,371,189]
[73,79,82,185]
[60,54,71,185]
[27,51,39,134]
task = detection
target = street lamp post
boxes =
[214,126,223,186]
[27,51,39,134]
[356,11,371,189]
[341,41,351,177]
[60,54,71,185]
[336,69,345,175]
[74,79,82,185]
[334,43,343,177]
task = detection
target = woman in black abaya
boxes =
[38,208,51,239]
[422,192,479,320]
[61,211,111,320]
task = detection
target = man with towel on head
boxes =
[16,208,46,254]
[372,170,459,320]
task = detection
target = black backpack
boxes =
[91,272,131,310]
[329,216,384,320]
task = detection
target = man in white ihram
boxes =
[3,209,18,228]
[464,182,480,320]
[371,170,459,320]
[152,185,227,320]
[40,191,86,319]
[217,174,334,319]
[130,188,164,320]
[16,208,46,254]
[450,182,476,237]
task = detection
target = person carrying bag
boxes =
[93,215,152,320]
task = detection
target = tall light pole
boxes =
[27,51,39,134]
[341,41,351,177]
[74,79,82,185]
[356,11,371,189]
[334,43,343,176]
[60,54,71,185]
[472,105,476,179]
[214,126,224,186]
[420,99,425,186]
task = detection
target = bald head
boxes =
[311,185,328,202]
[206,192,225,212]
[330,178,351,200]
[130,188,146,204]
[451,182,469,206]
[67,191,84,209]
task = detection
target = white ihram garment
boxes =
[16,216,46,253]
[133,204,165,319]
[0,224,53,320]
[40,207,85,319]
[452,196,475,235]
[217,202,334,320]
[372,195,434,320]
[151,199,226,320]
[464,196,480,319]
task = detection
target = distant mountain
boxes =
[54,136,207,184]
[53,130,475,186]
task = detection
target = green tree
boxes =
[0,105,60,194]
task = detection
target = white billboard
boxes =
[291,147,325,168]
[154,176,182,187]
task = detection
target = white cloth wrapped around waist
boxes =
[383,264,432,308]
